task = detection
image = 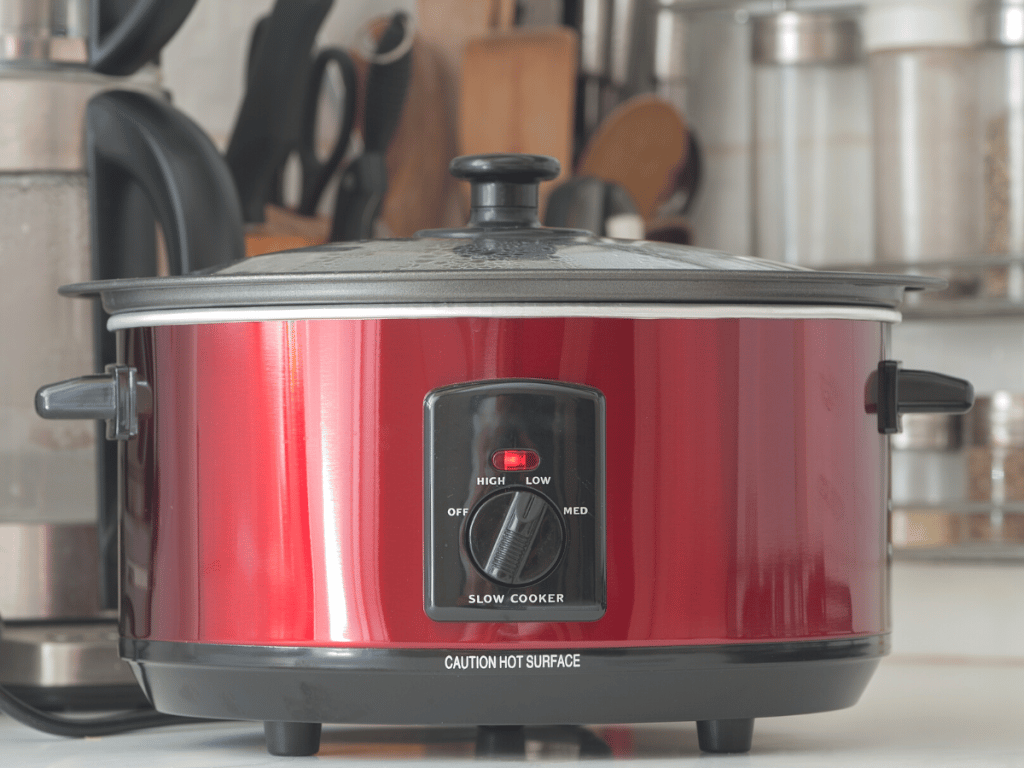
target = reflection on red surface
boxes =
[121,317,887,648]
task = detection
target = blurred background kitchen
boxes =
[1,0,1022,717]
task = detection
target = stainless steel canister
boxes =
[751,10,872,266]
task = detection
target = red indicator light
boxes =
[492,449,540,472]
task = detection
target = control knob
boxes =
[467,489,564,586]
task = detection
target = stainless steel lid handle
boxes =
[35,365,149,441]
[449,154,561,228]
[872,360,975,434]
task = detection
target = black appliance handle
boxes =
[89,0,199,76]
[873,361,974,434]
[86,89,246,277]
[85,90,244,612]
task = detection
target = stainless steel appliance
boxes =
[0,0,206,707]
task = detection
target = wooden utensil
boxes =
[379,39,458,237]
[411,0,517,227]
[576,94,688,222]
[245,204,330,257]
[458,26,579,213]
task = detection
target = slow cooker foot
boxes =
[264,721,322,756]
[696,719,755,753]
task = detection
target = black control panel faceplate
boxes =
[424,380,606,622]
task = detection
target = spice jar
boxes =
[964,393,1024,548]
[891,413,966,507]
[752,11,872,266]
[967,393,1024,500]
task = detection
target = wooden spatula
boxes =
[459,26,579,213]
[576,94,688,222]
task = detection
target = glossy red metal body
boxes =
[120,317,888,649]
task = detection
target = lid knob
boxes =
[450,154,560,228]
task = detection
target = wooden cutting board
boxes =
[576,95,688,222]
[417,0,516,83]
[380,39,457,236]
[245,204,330,257]
[458,26,579,213]
[415,0,516,226]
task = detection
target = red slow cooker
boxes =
[36,155,973,757]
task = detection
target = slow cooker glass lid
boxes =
[63,154,940,315]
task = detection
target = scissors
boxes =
[226,0,357,222]
[293,46,358,216]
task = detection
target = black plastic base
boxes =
[697,718,756,753]
[2,684,149,713]
[264,721,322,756]
[124,635,885,755]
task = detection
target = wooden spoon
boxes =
[576,94,688,222]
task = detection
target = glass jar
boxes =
[677,3,753,256]
[891,413,967,508]
[977,0,1024,259]
[867,0,980,263]
[890,412,967,551]
[751,10,872,266]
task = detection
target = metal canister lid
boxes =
[979,0,1024,47]
[0,0,87,65]
[967,392,1024,447]
[752,11,861,66]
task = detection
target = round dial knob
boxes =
[467,489,564,586]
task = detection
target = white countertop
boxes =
[2,655,1022,767]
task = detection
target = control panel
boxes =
[424,380,606,622]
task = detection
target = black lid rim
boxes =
[60,270,943,315]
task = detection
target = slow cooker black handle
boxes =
[89,0,198,76]
[873,361,974,434]
[35,366,151,442]
[450,154,561,228]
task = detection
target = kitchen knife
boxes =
[226,0,335,223]
[330,12,413,241]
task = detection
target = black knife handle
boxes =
[226,0,335,222]
[330,152,388,241]
[364,11,413,154]
[89,0,198,76]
